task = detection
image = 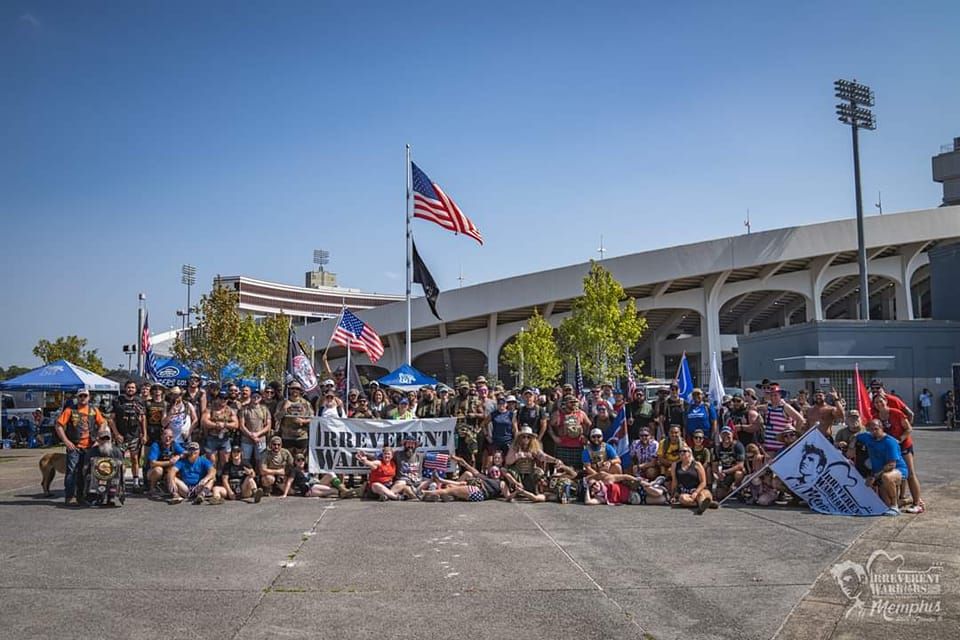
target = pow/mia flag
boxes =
[412,239,441,321]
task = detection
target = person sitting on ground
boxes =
[544,461,579,503]
[852,419,909,513]
[213,447,262,503]
[146,428,184,496]
[584,470,668,506]
[629,427,660,481]
[356,446,409,501]
[582,428,622,477]
[743,444,778,506]
[713,427,746,500]
[169,441,219,504]
[505,426,560,501]
[259,435,295,495]
[281,453,340,498]
[835,409,870,477]
[690,429,713,484]
[394,435,426,499]
[421,454,512,502]
[671,445,717,514]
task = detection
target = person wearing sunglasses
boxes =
[670,446,717,514]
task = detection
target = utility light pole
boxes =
[181,264,197,328]
[834,78,876,320]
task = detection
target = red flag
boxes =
[855,364,873,423]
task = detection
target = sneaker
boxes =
[884,506,901,516]
[65,497,78,506]
[253,488,263,504]
[903,504,924,514]
[192,495,204,505]
[708,500,719,509]
[652,475,667,487]
[168,496,184,505]
[208,495,224,505]
[694,501,708,515]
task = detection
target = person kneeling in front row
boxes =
[260,436,294,496]
[213,447,263,503]
[169,442,219,504]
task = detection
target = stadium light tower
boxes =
[834,78,876,320]
[313,249,330,273]
[181,264,197,328]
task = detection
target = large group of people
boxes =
[51,369,925,514]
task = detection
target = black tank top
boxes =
[675,461,700,491]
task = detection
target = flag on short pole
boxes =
[709,351,725,448]
[332,309,385,363]
[142,313,159,382]
[423,452,450,473]
[676,352,694,403]
[854,363,873,423]
[574,354,585,405]
[286,326,319,397]
[625,348,637,399]
[603,404,632,469]
[412,239,441,321]
[411,162,483,245]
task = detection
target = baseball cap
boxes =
[323,379,335,387]
[186,441,201,451]
[638,427,651,436]
[505,395,517,403]
[720,427,734,436]
[589,428,603,438]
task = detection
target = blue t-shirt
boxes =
[489,410,515,445]
[684,403,717,437]
[855,432,908,478]
[175,455,214,486]
[582,442,618,465]
[147,441,185,464]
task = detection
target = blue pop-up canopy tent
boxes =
[376,364,438,392]
[0,360,119,392]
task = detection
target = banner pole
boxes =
[405,144,413,366]
[717,425,816,506]
[322,306,346,362]
[345,336,351,408]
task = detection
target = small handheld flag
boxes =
[423,452,450,473]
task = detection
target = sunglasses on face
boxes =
[693,436,703,440]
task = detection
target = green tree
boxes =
[0,365,32,381]
[501,310,562,388]
[558,261,647,383]
[32,335,105,374]
[172,284,290,382]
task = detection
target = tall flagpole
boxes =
[405,144,413,366]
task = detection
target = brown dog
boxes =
[39,452,67,497]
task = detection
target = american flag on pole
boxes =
[423,452,450,472]
[625,348,637,399]
[142,312,159,381]
[331,308,384,363]
[411,162,483,245]
[574,354,585,405]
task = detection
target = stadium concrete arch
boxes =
[307,206,960,389]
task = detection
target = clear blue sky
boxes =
[2,1,957,368]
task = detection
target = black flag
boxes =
[412,239,442,321]
[285,326,319,398]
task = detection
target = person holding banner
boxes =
[871,395,924,513]
[742,444,779,506]
[670,446,717,514]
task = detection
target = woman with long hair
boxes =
[670,445,717,514]
[505,426,561,501]
[162,387,197,446]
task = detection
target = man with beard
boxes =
[835,410,869,477]
[55,388,108,505]
[805,389,845,441]
[725,394,763,447]
[628,387,655,442]
[415,385,444,418]
[395,435,426,498]
[144,384,167,446]
[110,380,147,493]
[275,381,314,457]
[88,431,125,506]
[202,390,239,469]
[169,441,219,504]
[184,374,206,429]
[146,428,184,497]
[517,387,548,442]
[450,381,484,470]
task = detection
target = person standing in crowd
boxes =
[388,396,414,420]
[805,389,845,441]
[451,381,483,470]
[162,386,196,446]
[743,443,778,506]
[225,383,241,413]
[762,384,805,456]
[835,409,870,477]
[184,374,205,422]
[517,387,548,443]
[592,403,615,441]
[628,387,655,442]
[726,393,763,447]
[169,441,219,504]
[671,445,717,514]
[415,385,444,418]
[275,381,314,457]
[872,394,924,513]
[551,394,592,471]
[139,383,151,403]
[262,383,281,427]
[316,389,345,419]
[351,397,375,419]
[202,390,238,468]
[852,419,909,512]
[869,378,914,422]
[484,395,517,465]
[110,380,147,493]
[238,389,271,467]
[213,447,262,503]
[369,387,388,418]
[713,427,745,500]
[918,388,932,425]
[145,428,183,497]
[144,384,167,445]
[55,388,107,505]
[684,389,717,445]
